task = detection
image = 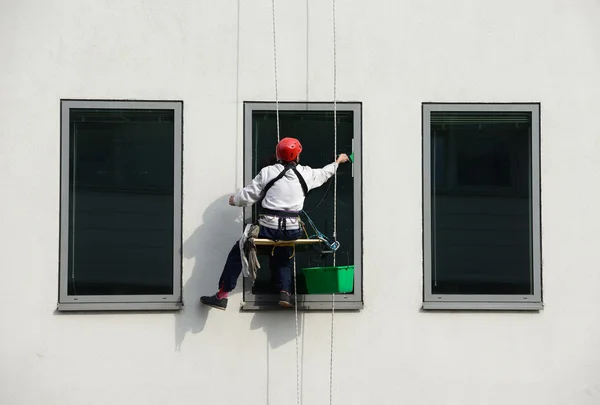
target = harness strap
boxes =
[258,163,309,229]
[261,163,292,198]
[260,163,308,199]
[290,166,309,197]
[262,208,300,218]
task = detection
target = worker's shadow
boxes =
[249,308,304,350]
[174,194,243,350]
[174,193,303,351]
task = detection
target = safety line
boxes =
[271,0,280,142]
[330,1,337,404]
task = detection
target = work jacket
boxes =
[233,161,339,230]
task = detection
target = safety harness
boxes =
[259,162,308,229]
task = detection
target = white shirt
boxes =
[233,162,339,230]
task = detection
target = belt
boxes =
[261,208,301,218]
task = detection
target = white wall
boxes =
[1,0,600,404]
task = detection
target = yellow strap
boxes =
[269,242,298,259]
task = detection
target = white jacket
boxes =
[233,162,339,230]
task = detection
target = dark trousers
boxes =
[218,226,303,293]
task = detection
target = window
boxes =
[58,100,183,311]
[422,103,542,310]
[242,102,363,310]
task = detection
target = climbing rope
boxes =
[270,2,339,404]
[293,251,301,405]
[332,0,337,267]
[301,211,340,252]
[330,0,337,404]
[271,0,280,142]
[273,2,299,403]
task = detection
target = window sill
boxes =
[57,301,183,312]
[422,301,543,311]
[241,300,363,311]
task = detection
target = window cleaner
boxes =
[200,137,350,310]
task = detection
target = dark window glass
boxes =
[430,111,533,295]
[250,111,354,295]
[67,109,175,295]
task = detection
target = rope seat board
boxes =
[253,238,325,246]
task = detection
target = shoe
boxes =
[278,291,293,308]
[200,294,228,310]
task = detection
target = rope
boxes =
[271,0,280,142]
[273,2,297,402]
[301,211,340,251]
[332,0,337,266]
[293,253,301,405]
[303,176,333,213]
[273,3,298,402]
[329,291,335,405]
[330,1,337,404]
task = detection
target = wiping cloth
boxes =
[239,224,261,282]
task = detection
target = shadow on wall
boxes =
[250,309,303,350]
[175,194,242,350]
[174,194,304,352]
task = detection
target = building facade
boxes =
[1,1,600,404]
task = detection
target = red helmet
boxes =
[276,137,302,162]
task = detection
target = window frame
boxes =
[422,102,543,311]
[57,99,183,311]
[241,101,363,311]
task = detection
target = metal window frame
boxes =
[241,101,363,311]
[57,100,183,312]
[422,102,543,311]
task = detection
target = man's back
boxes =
[233,162,338,230]
[261,163,334,210]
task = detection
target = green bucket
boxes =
[301,265,354,294]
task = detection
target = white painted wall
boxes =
[1,0,600,404]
